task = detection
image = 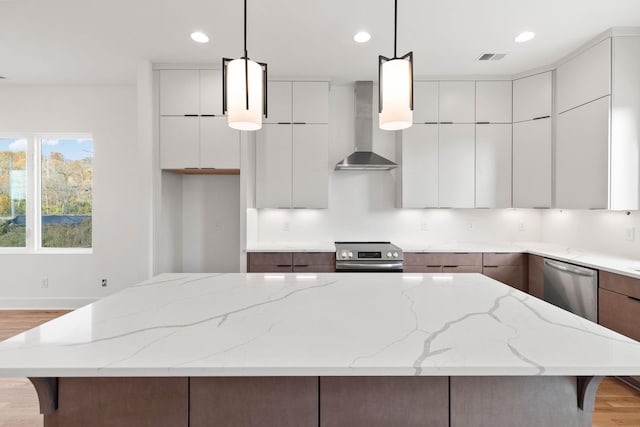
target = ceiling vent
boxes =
[477,53,506,61]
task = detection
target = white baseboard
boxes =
[0,297,97,310]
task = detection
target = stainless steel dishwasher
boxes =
[543,259,598,322]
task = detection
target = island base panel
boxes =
[37,376,600,427]
[43,377,188,427]
[190,377,318,426]
[320,376,448,427]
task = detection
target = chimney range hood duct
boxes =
[335,81,398,171]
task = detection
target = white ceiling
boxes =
[1,0,640,85]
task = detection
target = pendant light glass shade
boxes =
[225,58,264,131]
[222,0,268,131]
[378,0,413,131]
[379,57,413,130]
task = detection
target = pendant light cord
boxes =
[394,0,397,58]
[244,0,249,109]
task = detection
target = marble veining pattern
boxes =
[0,273,639,377]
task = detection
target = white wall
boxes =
[253,84,543,247]
[541,209,640,259]
[0,84,150,308]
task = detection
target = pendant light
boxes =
[378,0,413,131]
[223,0,268,131]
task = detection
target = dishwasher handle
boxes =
[544,259,595,277]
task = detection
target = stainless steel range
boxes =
[335,242,403,272]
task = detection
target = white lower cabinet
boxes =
[401,125,439,208]
[556,96,610,209]
[475,124,512,208]
[256,124,328,208]
[513,118,552,208]
[439,124,475,208]
[160,116,200,169]
[200,117,240,169]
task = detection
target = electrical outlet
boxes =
[468,221,473,230]
[283,221,290,232]
[624,227,635,242]
[215,222,223,230]
[101,279,108,287]
[420,222,429,231]
[41,277,48,288]
[518,222,525,232]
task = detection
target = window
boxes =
[0,135,93,251]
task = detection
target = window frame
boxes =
[0,133,93,254]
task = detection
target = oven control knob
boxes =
[348,252,354,258]
[386,252,392,258]
[341,251,348,259]
[393,252,399,258]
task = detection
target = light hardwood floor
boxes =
[0,310,639,426]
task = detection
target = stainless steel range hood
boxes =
[334,81,397,171]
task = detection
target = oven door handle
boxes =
[335,262,403,270]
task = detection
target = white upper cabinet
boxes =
[200,117,240,169]
[513,72,552,122]
[401,124,439,208]
[556,96,610,209]
[475,81,512,123]
[513,118,552,208]
[412,82,439,123]
[439,81,475,123]
[199,70,223,116]
[256,124,293,208]
[159,70,200,116]
[475,124,512,208]
[160,116,200,169]
[556,39,611,114]
[293,82,330,124]
[438,124,475,208]
[264,81,292,124]
[292,125,329,208]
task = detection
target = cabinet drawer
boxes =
[248,252,292,268]
[403,266,442,273]
[600,271,640,300]
[293,265,335,273]
[599,288,640,341]
[442,266,483,274]
[249,265,294,273]
[293,252,335,266]
[483,266,525,292]
[483,253,525,267]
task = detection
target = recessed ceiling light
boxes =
[515,31,535,43]
[190,31,210,44]
[353,31,371,43]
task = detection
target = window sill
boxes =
[0,248,93,255]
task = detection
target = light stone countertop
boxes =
[1,272,639,377]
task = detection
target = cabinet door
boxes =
[556,96,610,209]
[513,72,552,122]
[401,125,438,208]
[200,117,240,169]
[513,118,552,208]
[475,124,512,208]
[292,124,329,208]
[439,81,475,123]
[556,38,611,114]
[256,124,293,208]
[293,82,329,124]
[483,266,525,292]
[413,81,439,123]
[264,81,292,124]
[528,254,544,299]
[475,81,512,123]
[599,288,640,341]
[247,252,293,272]
[159,70,200,116]
[200,70,223,116]
[159,116,199,169]
[438,124,475,208]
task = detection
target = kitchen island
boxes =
[1,273,639,426]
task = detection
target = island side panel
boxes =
[450,376,592,427]
[319,377,449,427]
[190,377,318,427]
[44,377,188,427]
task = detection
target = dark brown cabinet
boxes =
[527,254,544,299]
[482,253,527,292]
[247,252,335,273]
[403,253,483,273]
